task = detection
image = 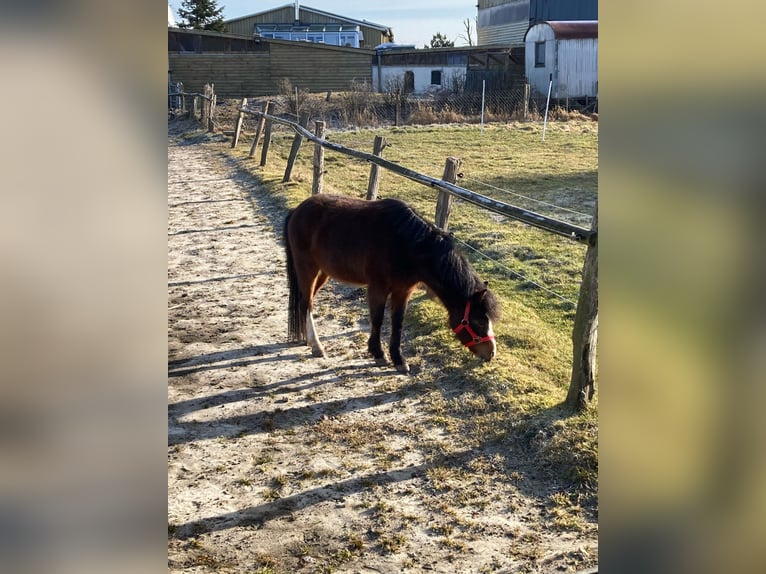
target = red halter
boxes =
[452,298,495,348]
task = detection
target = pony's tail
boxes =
[284,211,306,343]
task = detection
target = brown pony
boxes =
[284,194,500,373]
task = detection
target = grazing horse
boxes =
[283,194,500,373]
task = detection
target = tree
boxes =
[457,17,477,47]
[424,32,454,49]
[177,0,227,33]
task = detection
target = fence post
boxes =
[523,83,530,121]
[208,90,217,132]
[282,112,310,182]
[232,97,248,148]
[366,135,387,200]
[201,85,209,126]
[259,113,274,167]
[175,82,183,109]
[249,101,270,158]
[192,95,199,121]
[312,120,326,195]
[202,84,214,129]
[566,208,598,410]
[435,157,462,231]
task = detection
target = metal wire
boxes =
[453,236,577,307]
[462,175,592,220]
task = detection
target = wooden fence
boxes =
[230,100,597,410]
[168,83,217,132]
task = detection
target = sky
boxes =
[168,1,479,48]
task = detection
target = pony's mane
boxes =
[381,199,482,302]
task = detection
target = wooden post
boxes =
[201,86,208,126]
[365,135,387,200]
[523,83,530,121]
[208,92,217,132]
[282,112,310,182]
[231,97,248,148]
[249,101,270,158]
[180,91,186,115]
[566,208,598,411]
[312,120,326,195]
[435,157,462,231]
[259,114,274,167]
[192,95,199,121]
[395,101,401,127]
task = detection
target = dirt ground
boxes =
[167,119,597,573]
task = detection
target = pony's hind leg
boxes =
[297,265,327,358]
[305,308,326,357]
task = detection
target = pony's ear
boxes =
[484,280,489,288]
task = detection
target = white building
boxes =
[524,21,598,100]
[373,46,467,94]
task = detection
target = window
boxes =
[431,70,442,85]
[535,41,545,67]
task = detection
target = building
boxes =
[168,28,374,97]
[223,2,393,50]
[477,0,598,46]
[373,45,524,94]
[524,20,597,100]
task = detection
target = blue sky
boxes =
[168,1,479,48]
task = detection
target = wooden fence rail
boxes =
[231,105,597,410]
[168,83,217,132]
[236,106,595,245]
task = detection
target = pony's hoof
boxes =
[394,362,410,374]
[311,347,327,358]
[374,356,389,366]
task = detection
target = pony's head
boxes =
[449,282,501,362]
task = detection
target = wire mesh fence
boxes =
[187,81,597,134]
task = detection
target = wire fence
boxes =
[174,82,597,134]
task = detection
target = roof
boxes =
[542,20,598,39]
[168,27,375,55]
[225,3,391,33]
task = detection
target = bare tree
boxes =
[458,17,476,47]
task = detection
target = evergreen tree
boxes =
[424,32,454,49]
[177,0,227,33]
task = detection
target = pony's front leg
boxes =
[389,291,412,374]
[305,309,326,357]
[367,289,387,365]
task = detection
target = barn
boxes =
[477,0,598,46]
[524,20,597,101]
[168,28,374,98]
[373,45,525,94]
[223,2,393,50]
